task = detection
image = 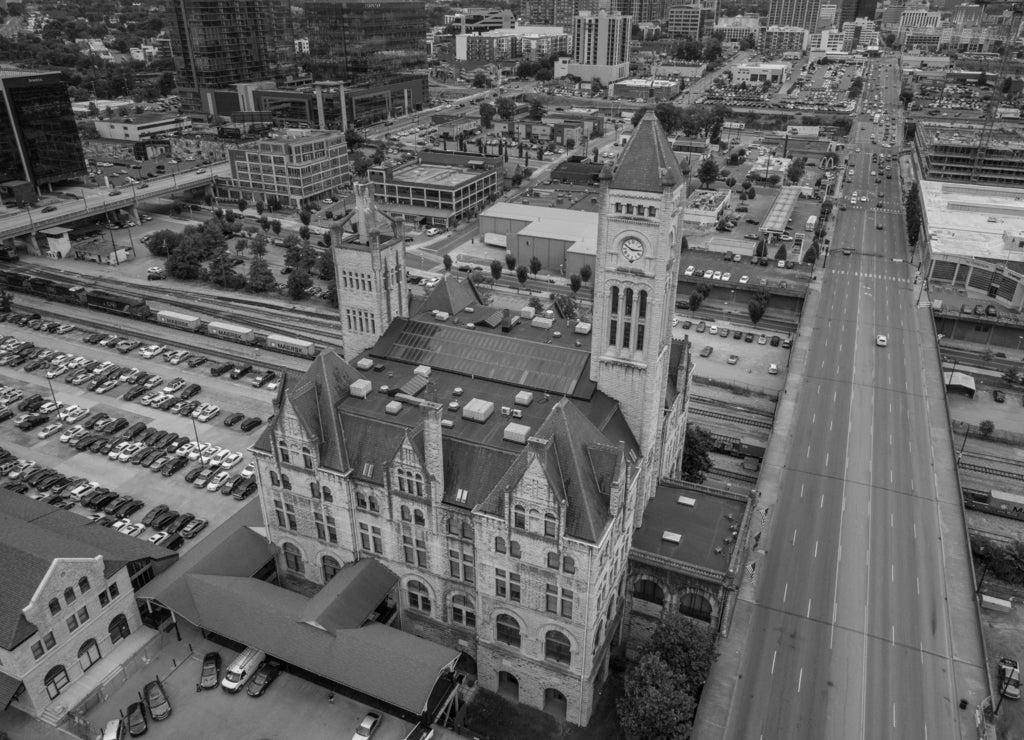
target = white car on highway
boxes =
[876,334,887,347]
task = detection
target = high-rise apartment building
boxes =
[167,0,295,117]
[572,11,631,66]
[0,72,86,194]
[667,0,718,39]
[304,0,427,83]
[767,0,822,32]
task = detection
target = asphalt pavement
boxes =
[695,57,990,740]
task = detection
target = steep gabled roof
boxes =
[300,559,397,634]
[417,272,484,317]
[338,413,408,485]
[611,110,684,193]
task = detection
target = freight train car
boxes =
[25,278,85,304]
[964,487,1024,521]
[85,290,152,319]
[0,270,34,291]
[206,320,256,344]
[156,310,203,332]
[264,333,316,358]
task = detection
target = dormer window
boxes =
[397,468,424,497]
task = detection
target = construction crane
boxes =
[968,0,1024,182]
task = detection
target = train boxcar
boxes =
[264,333,316,358]
[0,270,33,291]
[967,488,1024,520]
[85,290,152,319]
[156,310,202,332]
[206,320,256,344]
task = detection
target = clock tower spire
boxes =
[590,111,685,456]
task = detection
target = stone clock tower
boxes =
[590,111,685,456]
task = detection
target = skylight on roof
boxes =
[455,488,469,504]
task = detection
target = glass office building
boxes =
[0,72,87,190]
[304,0,428,82]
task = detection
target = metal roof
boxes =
[761,186,802,234]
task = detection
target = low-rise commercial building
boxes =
[734,62,789,85]
[218,130,351,210]
[479,201,598,278]
[713,14,762,43]
[609,78,681,100]
[93,113,193,142]
[684,188,732,227]
[369,151,503,227]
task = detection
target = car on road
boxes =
[223,412,245,427]
[727,354,738,365]
[699,346,713,358]
[126,700,148,737]
[41,206,58,213]
[37,422,62,439]
[239,417,263,432]
[351,712,382,740]
[876,334,887,347]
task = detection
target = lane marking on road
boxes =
[771,650,777,675]
[893,702,897,729]
[892,624,895,646]
[814,540,819,558]
[820,493,825,509]
[921,642,924,666]
[890,513,894,528]
[783,583,788,603]
[916,576,920,595]
[891,563,894,582]
[813,413,816,424]
[792,529,797,546]
[807,445,811,458]
[797,668,803,693]
[913,522,917,539]
[826,452,830,467]
[807,599,812,618]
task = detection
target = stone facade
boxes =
[1,557,140,718]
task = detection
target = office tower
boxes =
[303,0,427,83]
[0,72,86,192]
[767,0,822,31]
[167,0,295,117]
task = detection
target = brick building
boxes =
[249,114,726,725]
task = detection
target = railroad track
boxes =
[960,448,1024,468]
[691,394,775,419]
[958,461,1024,483]
[691,407,772,430]
[709,467,759,485]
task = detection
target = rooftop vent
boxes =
[520,306,536,320]
[532,316,554,329]
[453,387,464,396]
[441,419,455,428]
[676,495,696,507]
[435,311,449,322]
[514,391,533,406]
[379,385,390,394]
[448,401,460,411]
[355,358,374,371]
[349,379,373,398]
[462,397,495,423]
[574,322,592,335]
[503,422,531,444]
[385,400,403,415]
[662,531,682,544]
[414,365,432,378]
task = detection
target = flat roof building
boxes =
[368,151,503,227]
[480,201,599,276]
[915,121,1024,189]
[219,130,351,211]
[94,113,193,142]
[454,26,569,62]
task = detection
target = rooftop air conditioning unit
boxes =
[511,409,523,419]
[501,406,512,416]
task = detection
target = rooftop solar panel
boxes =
[378,319,590,396]
[399,374,429,396]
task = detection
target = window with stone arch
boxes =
[277,440,290,464]
[406,579,431,613]
[450,594,476,627]
[608,286,619,346]
[397,468,424,497]
[545,630,572,664]
[562,556,576,574]
[544,512,557,538]
[48,598,61,616]
[495,536,507,554]
[322,556,341,583]
[322,485,333,502]
[413,509,425,526]
[633,578,664,605]
[679,592,713,623]
[302,446,313,469]
[78,577,91,594]
[282,542,304,574]
[495,613,521,648]
[513,505,526,530]
[401,505,412,522]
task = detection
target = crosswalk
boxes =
[842,206,902,215]
[829,270,914,284]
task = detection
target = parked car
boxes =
[144,679,171,721]
[199,652,222,690]
[351,712,382,740]
[245,660,282,697]
[239,417,263,432]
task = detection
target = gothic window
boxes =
[509,541,522,559]
[322,556,341,583]
[547,552,559,569]
[64,587,76,605]
[302,447,313,469]
[563,556,576,574]
[513,505,526,530]
[638,290,647,318]
[451,594,476,627]
[280,473,291,491]
[48,598,60,616]
[44,665,69,700]
[414,509,426,526]
[495,536,507,553]
[496,614,521,647]
[78,577,90,594]
[397,468,424,497]
[624,288,633,316]
[310,482,320,499]
[406,580,431,613]
[545,630,572,664]
[544,513,557,538]
[322,486,333,503]
[610,286,619,314]
[270,470,280,487]
[278,441,290,464]
[679,593,713,623]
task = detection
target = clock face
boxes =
[620,238,644,262]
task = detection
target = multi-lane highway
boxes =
[700,56,989,740]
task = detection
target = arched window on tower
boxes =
[636,289,648,351]
[609,286,619,346]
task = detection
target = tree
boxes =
[631,108,648,128]
[479,102,496,129]
[688,291,703,311]
[237,198,248,213]
[299,210,312,226]
[755,239,767,257]
[345,128,365,150]
[505,253,517,271]
[644,615,718,696]
[905,182,922,247]
[490,260,503,283]
[617,654,695,740]
[746,185,756,199]
[725,176,736,188]
[803,246,818,264]
[767,174,781,186]
[318,247,335,280]
[654,102,684,135]
[570,273,582,294]
[529,99,546,120]
[516,264,529,291]
[286,268,314,299]
[145,229,181,258]
[748,296,767,324]
[270,220,282,235]
[697,158,720,188]
[786,157,806,184]
[249,232,267,258]
[774,244,788,261]
[472,71,490,88]
[529,256,542,276]
[259,216,270,231]
[680,236,689,252]
[680,425,714,483]
[266,195,281,212]
[979,420,995,439]
[443,254,453,272]
[496,96,516,121]
[580,263,592,285]
[247,257,276,293]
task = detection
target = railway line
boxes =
[690,406,772,430]
[958,460,1024,483]
[707,466,759,485]
[690,393,776,419]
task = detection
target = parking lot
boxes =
[675,318,791,388]
[0,320,276,552]
[82,623,416,740]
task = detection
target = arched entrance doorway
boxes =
[497,671,519,702]
[44,665,69,700]
[108,614,130,645]
[543,688,567,721]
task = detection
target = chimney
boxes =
[420,401,445,495]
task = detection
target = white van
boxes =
[221,647,266,692]
[97,718,126,740]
